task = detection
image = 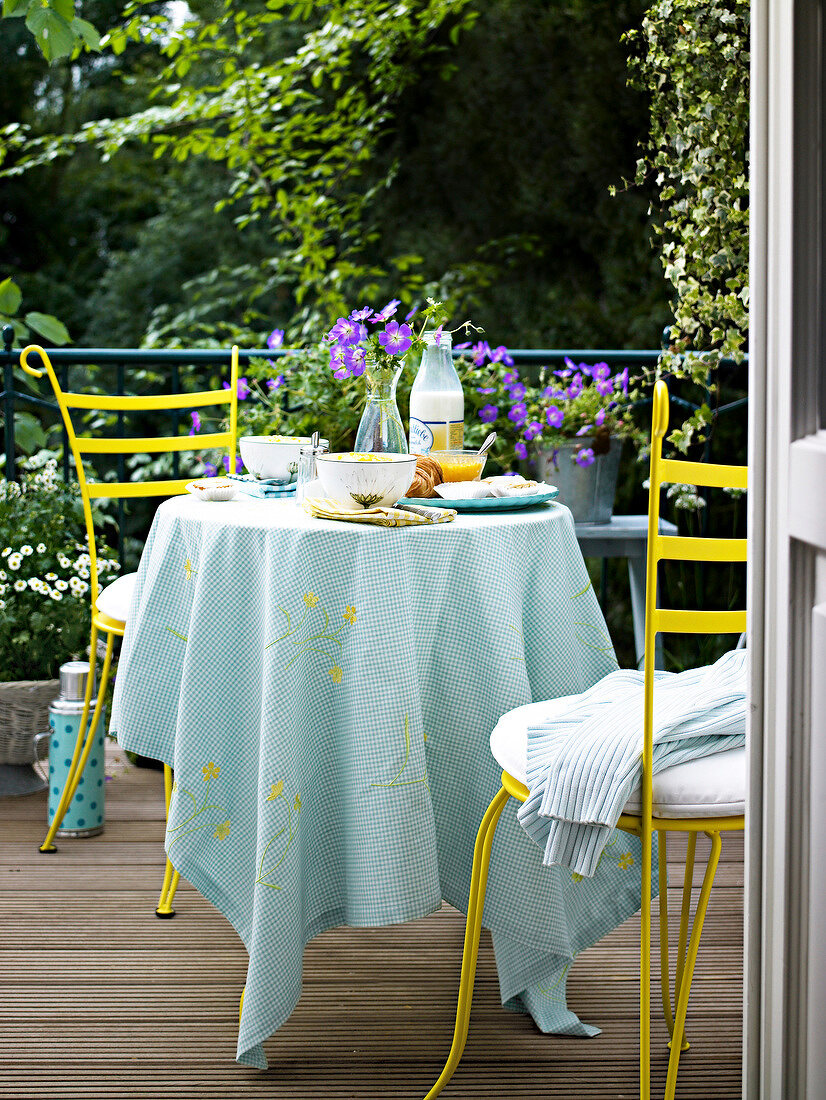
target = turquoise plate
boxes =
[402,487,559,512]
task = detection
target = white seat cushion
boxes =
[95,572,137,624]
[490,694,745,819]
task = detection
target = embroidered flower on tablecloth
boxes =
[202,761,220,781]
[328,665,343,684]
[214,820,231,840]
[303,592,319,608]
[343,605,357,624]
[267,781,284,801]
[618,852,634,870]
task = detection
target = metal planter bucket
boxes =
[535,436,622,525]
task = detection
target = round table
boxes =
[112,495,648,1068]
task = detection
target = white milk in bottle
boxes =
[408,330,464,453]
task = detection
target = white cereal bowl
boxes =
[239,435,328,483]
[314,452,417,510]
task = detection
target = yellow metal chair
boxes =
[20,343,239,918]
[424,379,746,1100]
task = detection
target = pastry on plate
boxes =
[408,454,444,498]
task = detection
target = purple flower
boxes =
[471,340,491,365]
[371,299,401,325]
[267,375,286,391]
[189,411,201,436]
[508,402,528,426]
[542,385,564,400]
[546,405,564,429]
[405,307,417,322]
[591,362,611,382]
[224,377,250,400]
[328,317,365,344]
[344,344,367,376]
[454,341,471,351]
[479,404,498,423]
[329,344,349,379]
[555,366,573,379]
[502,369,520,386]
[203,461,218,477]
[223,454,244,474]
[574,448,596,468]
[476,386,496,395]
[489,345,514,366]
[523,420,543,442]
[576,424,592,436]
[616,367,630,394]
[595,408,606,427]
[267,328,284,350]
[378,321,413,356]
[515,442,528,460]
[349,307,373,322]
[595,378,613,397]
[433,325,444,346]
[506,381,526,401]
[566,373,584,399]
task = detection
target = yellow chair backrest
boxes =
[19,343,239,608]
[641,378,747,818]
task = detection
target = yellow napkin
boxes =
[304,497,456,527]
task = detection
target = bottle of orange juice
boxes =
[408,329,464,454]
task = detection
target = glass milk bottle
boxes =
[408,330,464,454]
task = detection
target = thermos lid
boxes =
[59,661,95,702]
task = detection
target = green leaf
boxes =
[71,15,100,51]
[24,311,71,345]
[13,412,47,455]
[2,0,30,17]
[0,278,23,316]
[52,0,73,21]
[26,6,77,61]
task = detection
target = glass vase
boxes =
[354,364,408,454]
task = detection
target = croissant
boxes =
[408,454,444,498]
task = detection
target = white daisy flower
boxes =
[1,548,10,557]
[7,554,22,571]
[55,579,68,591]
[27,578,40,590]
[0,571,5,581]
[78,568,90,580]
[36,543,46,554]
[58,554,71,569]
[14,580,26,592]
[0,600,6,610]
[45,572,57,581]
[49,590,63,601]
[21,545,33,556]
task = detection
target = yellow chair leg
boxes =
[155,763,180,918]
[667,832,696,1053]
[640,823,652,1100]
[40,626,112,853]
[239,986,245,1022]
[658,831,675,1037]
[664,831,722,1100]
[422,786,511,1100]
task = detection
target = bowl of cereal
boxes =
[314,452,417,510]
[239,435,328,483]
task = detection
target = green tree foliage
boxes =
[624,0,749,450]
[3,0,667,354]
[2,0,100,63]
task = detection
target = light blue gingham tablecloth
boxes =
[110,495,654,1069]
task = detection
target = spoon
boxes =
[477,432,496,457]
[311,431,320,450]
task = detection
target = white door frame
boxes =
[747,0,825,1096]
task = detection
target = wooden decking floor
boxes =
[0,758,742,1099]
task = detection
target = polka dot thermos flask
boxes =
[47,661,105,837]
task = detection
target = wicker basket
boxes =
[0,679,59,765]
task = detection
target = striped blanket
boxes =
[516,649,747,877]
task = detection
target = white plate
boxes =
[402,487,560,512]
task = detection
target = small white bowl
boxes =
[314,452,417,510]
[186,478,239,502]
[239,435,328,483]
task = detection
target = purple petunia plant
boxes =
[461,352,638,470]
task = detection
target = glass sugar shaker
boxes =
[296,431,327,504]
